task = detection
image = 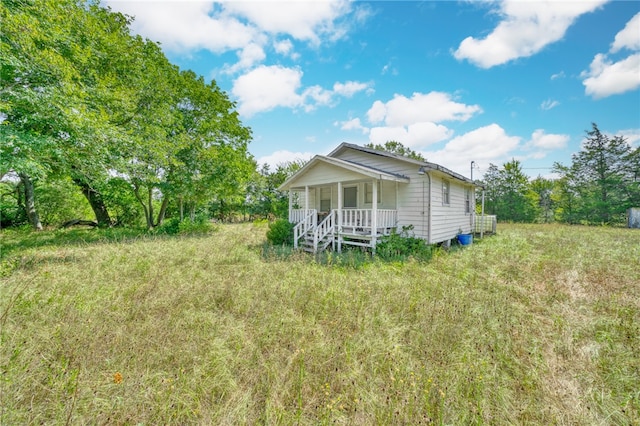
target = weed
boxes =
[0,223,638,424]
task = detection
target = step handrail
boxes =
[293,209,317,249]
[313,210,335,252]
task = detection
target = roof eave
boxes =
[278,155,409,191]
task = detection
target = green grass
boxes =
[1,223,638,424]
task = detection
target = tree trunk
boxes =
[61,219,98,228]
[18,172,43,231]
[133,183,153,229]
[218,199,225,221]
[155,196,169,227]
[148,187,154,227]
[72,177,112,227]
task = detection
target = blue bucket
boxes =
[457,234,473,245]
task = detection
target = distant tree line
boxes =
[481,123,640,225]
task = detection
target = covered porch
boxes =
[279,156,410,253]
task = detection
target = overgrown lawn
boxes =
[1,223,638,424]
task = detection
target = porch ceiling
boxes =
[279,155,410,190]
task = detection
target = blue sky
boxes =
[103,0,640,179]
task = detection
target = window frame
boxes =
[442,180,450,206]
[465,187,473,214]
[364,182,381,204]
[319,186,331,212]
[343,185,357,209]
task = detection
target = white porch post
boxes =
[337,181,343,253]
[371,179,378,253]
[288,190,293,222]
[481,189,485,239]
[304,185,309,213]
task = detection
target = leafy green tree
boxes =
[365,141,425,161]
[480,160,537,222]
[167,70,254,224]
[0,178,27,227]
[247,160,304,220]
[530,176,555,223]
[1,0,138,227]
[2,0,254,230]
[553,123,636,225]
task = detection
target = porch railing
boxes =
[290,209,316,223]
[293,209,317,249]
[338,209,397,232]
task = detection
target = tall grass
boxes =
[1,223,638,424]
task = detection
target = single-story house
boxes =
[278,142,481,253]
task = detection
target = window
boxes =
[320,187,331,212]
[442,180,450,205]
[343,186,357,208]
[465,188,471,213]
[365,182,381,204]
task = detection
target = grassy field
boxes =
[1,223,638,424]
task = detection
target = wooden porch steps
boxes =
[300,233,333,253]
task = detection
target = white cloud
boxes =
[617,128,640,147]
[232,66,371,116]
[222,43,266,74]
[582,13,640,98]
[582,53,640,98]
[273,38,301,60]
[257,150,314,169]
[550,71,566,80]
[232,65,304,117]
[274,39,294,55]
[336,118,369,134]
[361,91,481,150]
[423,124,521,176]
[453,0,606,68]
[527,129,569,150]
[102,1,257,53]
[366,92,482,127]
[104,0,362,73]
[333,81,370,98]
[611,12,640,53]
[381,62,398,76]
[302,85,334,109]
[224,0,352,44]
[369,123,453,149]
[540,99,560,110]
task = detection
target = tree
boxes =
[1,0,138,227]
[480,160,537,222]
[530,176,555,223]
[365,141,425,161]
[2,0,254,230]
[553,123,635,225]
[246,160,304,220]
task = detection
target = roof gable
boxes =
[278,155,409,190]
[329,142,476,185]
[328,142,425,166]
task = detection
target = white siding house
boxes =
[279,143,479,253]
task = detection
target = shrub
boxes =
[266,219,294,245]
[156,215,213,235]
[178,215,213,234]
[156,217,181,235]
[376,226,433,262]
